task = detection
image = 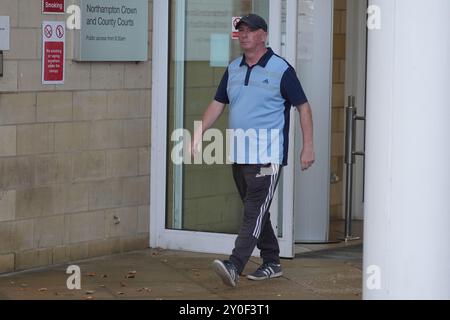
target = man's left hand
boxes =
[300,146,315,171]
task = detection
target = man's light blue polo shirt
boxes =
[215,48,308,166]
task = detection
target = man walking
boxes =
[191,14,315,287]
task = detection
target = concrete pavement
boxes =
[0,244,362,300]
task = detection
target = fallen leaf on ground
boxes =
[151,248,163,256]
[38,288,48,292]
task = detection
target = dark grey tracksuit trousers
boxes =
[229,163,282,275]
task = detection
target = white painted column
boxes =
[364,0,450,299]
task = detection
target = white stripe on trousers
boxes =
[253,164,280,238]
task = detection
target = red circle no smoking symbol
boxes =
[44,25,52,38]
[56,25,64,38]
[233,17,241,29]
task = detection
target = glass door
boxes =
[167,0,257,234]
[152,0,295,257]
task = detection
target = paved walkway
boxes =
[0,244,363,300]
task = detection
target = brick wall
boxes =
[0,0,153,273]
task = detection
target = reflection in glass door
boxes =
[166,0,269,234]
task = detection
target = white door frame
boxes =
[150,0,296,257]
[294,0,334,242]
[149,0,169,250]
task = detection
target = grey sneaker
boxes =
[212,260,239,287]
[247,262,283,281]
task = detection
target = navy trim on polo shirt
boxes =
[240,48,274,86]
[281,66,308,107]
[215,68,230,104]
[239,48,274,68]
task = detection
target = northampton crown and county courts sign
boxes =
[75,0,148,61]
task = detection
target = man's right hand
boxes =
[189,100,226,159]
[190,136,202,158]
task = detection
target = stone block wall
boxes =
[0,0,153,273]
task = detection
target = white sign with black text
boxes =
[0,16,10,51]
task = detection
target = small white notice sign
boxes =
[0,16,10,50]
[232,16,241,40]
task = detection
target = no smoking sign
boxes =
[42,21,65,84]
[44,24,53,38]
[56,25,64,38]
[232,16,241,40]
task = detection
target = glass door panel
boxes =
[167,0,269,233]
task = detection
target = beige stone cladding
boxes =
[0,0,153,273]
